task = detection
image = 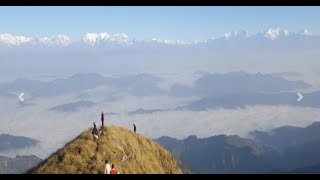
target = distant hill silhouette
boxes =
[250,122,320,150]
[156,121,320,173]
[180,91,320,110]
[0,134,39,152]
[0,73,165,97]
[0,155,42,174]
[156,135,275,173]
[170,71,310,98]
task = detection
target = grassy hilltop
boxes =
[29,125,182,174]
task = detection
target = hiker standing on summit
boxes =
[100,111,105,136]
[101,111,104,128]
[92,122,99,142]
[133,124,136,134]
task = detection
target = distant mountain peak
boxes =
[151,38,191,46]
[301,29,312,36]
[0,155,42,174]
[262,27,290,40]
[0,33,33,46]
[272,125,302,133]
[0,28,319,49]
[0,134,39,152]
[82,32,131,47]
[307,121,320,128]
[36,35,71,47]
[70,73,104,79]
[224,30,252,40]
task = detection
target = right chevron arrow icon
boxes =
[297,92,303,102]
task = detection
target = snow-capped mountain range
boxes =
[0,27,318,48]
[222,28,313,41]
[82,32,131,47]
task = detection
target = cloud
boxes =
[0,94,197,158]
[1,89,320,159]
[113,105,320,140]
[37,35,71,47]
[0,33,33,46]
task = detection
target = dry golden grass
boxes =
[31,126,182,174]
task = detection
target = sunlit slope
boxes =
[29,125,182,174]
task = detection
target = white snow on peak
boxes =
[83,33,108,46]
[262,27,290,40]
[82,32,130,46]
[0,33,33,46]
[151,38,191,45]
[224,32,232,40]
[38,35,71,47]
[0,28,318,48]
[224,30,252,40]
[108,33,128,41]
[301,29,313,36]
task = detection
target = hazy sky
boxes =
[0,6,319,41]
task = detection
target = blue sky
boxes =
[0,6,319,41]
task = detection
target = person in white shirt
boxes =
[104,160,111,174]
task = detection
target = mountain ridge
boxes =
[156,121,320,173]
[29,125,182,174]
[1,28,319,48]
[0,134,39,152]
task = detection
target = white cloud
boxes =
[120,105,320,139]
[0,33,33,46]
[38,35,71,47]
[1,89,320,159]
[0,94,196,158]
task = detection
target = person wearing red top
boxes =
[110,164,120,174]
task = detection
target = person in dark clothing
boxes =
[101,111,104,128]
[133,124,136,134]
[92,122,99,141]
[100,111,105,136]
